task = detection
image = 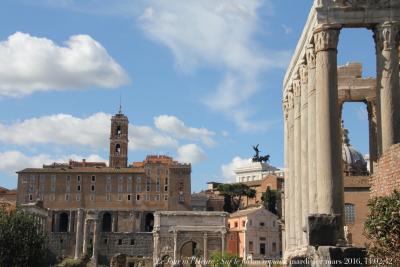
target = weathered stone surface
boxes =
[308,246,367,267]
[307,214,340,246]
[110,253,127,267]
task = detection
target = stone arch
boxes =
[59,212,69,232]
[180,240,199,258]
[102,212,112,232]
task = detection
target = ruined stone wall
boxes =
[371,144,400,197]
[49,232,74,258]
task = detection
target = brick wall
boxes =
[370,144,400,197]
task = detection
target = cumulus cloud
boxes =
[0,150,107,175]
[154,115,215,146]
[138,0,290,130]
[0,32,129,97]
[0,113,220,153]
[176,144,206,164]
[221,156,251,182]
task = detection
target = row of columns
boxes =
[283,22,400,253]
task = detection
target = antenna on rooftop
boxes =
[118,91,122,114]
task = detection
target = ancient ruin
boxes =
[282,0,400,264]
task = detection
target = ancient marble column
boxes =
[92,219,99,266]
[288,89,296,249]
[293,73,303,247]
[68,210,73,232]
[282,93,290,251]
[173,231,178,264]
[74,209,83,259]
[112,212,117,232]
[306,44,317,215]
[375,22,400,153]
[221,231,226,256]
[153,231,159,265]
[367,100,378,173]
[300,61,309,245]
[82,218,88,255]
[203,233,208,261]
[314,26,344,240]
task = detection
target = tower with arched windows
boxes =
[109,110,129,168]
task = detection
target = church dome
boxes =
[342,126,368,176]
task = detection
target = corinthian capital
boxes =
[306,44,316,69]
[293,74,301,97]
[314,27,340,52]
[299,61,308,84]
[375,22,400,51]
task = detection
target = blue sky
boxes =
[0,0,374,192]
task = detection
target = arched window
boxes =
[116,126,122,136]
[102,212,112,232]
[344,203,355,224]
[115,144,121,155]
[59,212,69,232]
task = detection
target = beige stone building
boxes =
[226,206,280,260]
[16,111,191,265]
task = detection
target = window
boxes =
[91,175,96,182]
[77,175,81,183]
[127,176,132,193]
[104,239,108,244]
[106,194,111,201]
[91,185,95,192]
[136,177,141,192]
[106,184,111,193]
[118,194,122,201]
[146,177,151,192]
[76,194,81,201]
[249,241,253,252]
[164,195,168,201]
[156,177,160,192]
[145,194,150,201]
[106,175,112,182]
[51,175,56,192]
[90,194,95,201]
[242,220,246,227]
[65,194,70,201]
[136,194,141,201]
[179,180,184,191]
[118,239,122,245]
[155,194,160,201]
[66,175,71,183]
[29,194,33,201]
[127,194,131,201]
[179,194,184,203]
[115,144,121,155]
[260,222,265,227]
[234,222,238,228]
[116,126,121,136]
[130,239,134,245]
[345,203,355,224]
[164,185,168,192]
[118,176,123,184]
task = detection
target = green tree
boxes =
[218,183,253,212]
[245,188,256,208]
[0,204,49,267]
[364,190,400,264]
[261,187,277,214]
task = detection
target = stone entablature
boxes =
[234,162,282,183]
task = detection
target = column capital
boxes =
[293,76,301,97]
[314,26,340,52]
[299,61,308,85]
[374,22,400,51]
[306,44,316,69]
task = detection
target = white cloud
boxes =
[129,125,178,150]
[0,32,129,97]
[154,115,215,146]
[0,150,107,175]
[176,144,206,164]
[221,156,251,182]
[138,0,290,130]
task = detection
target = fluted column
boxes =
[300,61,309,246]
[314,26,344,241]
[74,209,83,259]
[82,218,88,255]
[293,73,302,247]
[203,233,208,262]
[375,22,400,153]
[91,219,99,266]
[173,231,178,264]
[367,100,378,173]
[306,44,317,215]
[283,93,290,252]
[221,231,226,256]
[288,89,296,249]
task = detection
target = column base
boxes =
[286,246,366,267]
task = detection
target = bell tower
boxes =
[109,109,129,168]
